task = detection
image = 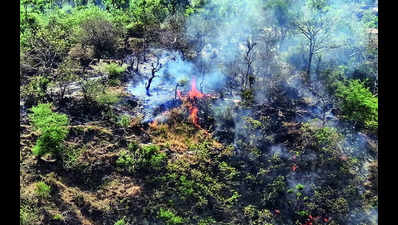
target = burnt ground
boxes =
[20,48,378,225]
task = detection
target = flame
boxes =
[149,119,158,128]
[175,78,207,129]
[188,79,204,100]
[188,79,204,128]
[177,90,182,99]
[189,105,200,128]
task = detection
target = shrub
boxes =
[198,217,217,225]
[106,63,128,80]
[54,57,80,100]
[95,89,120,106]
[126,21,145,37]
[96,62,128,80]
[336,79,378,130]
[62,147,84,170]
[108,78,122,87]
[29,103,69,157]
[80,79,121,107]
[178,175,194,197]
[77,16,121,58]
[35,181,51,198]
[53,213,64,221]
[21,75,51,107]
[141,145,166,169]
[158,208,183,225]
[117,144,166,173]
[68,43,95,67]
[20,204,38,225]
[114,216,127,225]
[116,150,135,173]
[301,123,342,153]
[117,114,131,128]
[295,184,304,191]
[128,141,139,151]
[241,88,255,105]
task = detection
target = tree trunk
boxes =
[146,75,155,96]
[306,43,313,83]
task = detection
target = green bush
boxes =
[53,213,64,221]
[62,147,85,170]
[295,184,304,190]
[96,62,128,80]
[117,144,166,173]
[114,216,127,225]
[141,145,167,169]
[107,63,128,79]
[158,208,183,225]
[178,175,194,196]
[54,58,80,99]
[336,79,378,130]
[313,126,341,149]
[80,79,105,103]
[35,181,51,198]
[95,89,120,106]
[128,141,139,151]
[126,21,145,37]
[20,204,38,225]
[29,103,69,157]
[301,123,342,153]
[80,79,120,106]
[116,150,135,172]
[108,78,122,87]
[117,114,131,128]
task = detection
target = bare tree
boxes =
[293,13,336,83]
[146,56,162,96]
[242,38,257,90]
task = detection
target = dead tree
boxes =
[146,56,162,96]
[242,39,257,90]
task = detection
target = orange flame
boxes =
[188,79,204,100]
[175,78,206,128]
[188,79,204,128]
[177,90,182,99]
[149,119,158,128]
[189,105,200,128]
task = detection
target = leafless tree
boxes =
[293,15,335,83]
[146,56,162,96]
[242,38,257,90]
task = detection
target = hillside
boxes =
[20,1,378,225]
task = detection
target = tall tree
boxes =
[291,1,337,83]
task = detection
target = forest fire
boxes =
[188,79,204,100]
[177,78,207,128]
